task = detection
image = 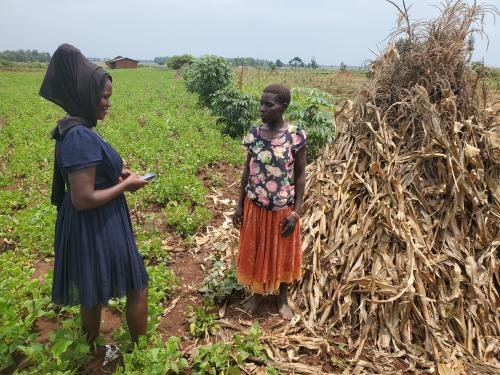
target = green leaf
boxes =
[51,338,72,358]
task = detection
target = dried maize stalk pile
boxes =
[292,1,500,373]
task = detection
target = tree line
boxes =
[0,49,51,63]
[153,55,323,69]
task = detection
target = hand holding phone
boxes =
[140,173,157,181]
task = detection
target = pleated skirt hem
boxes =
[236,197,302,295]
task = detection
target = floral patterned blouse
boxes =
[243,124,307,211]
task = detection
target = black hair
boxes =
[263,84,291,107]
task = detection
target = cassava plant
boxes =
[184,55,233,106]
[286,87,336,162]
[210,86,259,138]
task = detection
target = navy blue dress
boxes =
[52,125,148,308]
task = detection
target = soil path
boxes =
[158,163,243,339]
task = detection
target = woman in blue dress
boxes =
[39,44,149,347]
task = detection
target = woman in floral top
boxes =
[233,84,306,319]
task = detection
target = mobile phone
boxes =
[141,173,157,181]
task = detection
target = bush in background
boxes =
[286,87,336,162]
[210,87,259,138]
[184,55,233,105]
[167,54,194,70]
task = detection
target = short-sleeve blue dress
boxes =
[51,125,148,308]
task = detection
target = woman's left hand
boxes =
[118,169,132,183]
[281,214,297,237]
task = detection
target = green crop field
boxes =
[0,68,248,373]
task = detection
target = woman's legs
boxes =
[126,287,148,343]
[81,304,102,346]
[278,282,293,319]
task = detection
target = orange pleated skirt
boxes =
[237,197,302,294]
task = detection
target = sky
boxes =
[1,0,499,66]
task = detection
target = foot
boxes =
[278,299,294,320]
[242,294,263,315]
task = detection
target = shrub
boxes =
[184,55,233,105]
[167,54,194,70]
[286,87,336,162]
[210,86,259,138]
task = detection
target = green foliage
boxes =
[275,59,284,68]
[184,55,233,105]
[0,59,16,67]
[210,86,259,138]
[286,87,336,162]
[0,253,51,370]
[199,256,243,304]
[192,323,275,374]
[167,54,194,69]
[0,190,26,214]
[136,214,170,263]
[164,202,211,236]
[187,304,220,338]
[192,342,237,375]
[233,322,267,363]
[147,265,178,322]
[289,56,305,68]
[8,202,56,255]
[0,49,51,63]
[116,336,188,375]
[310,56,319,69]
[153,56,169,65]
[20,319,90,372]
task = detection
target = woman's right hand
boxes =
[232,205,243,228]
[123,173,148,192]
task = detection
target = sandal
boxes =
[102,344,121,368]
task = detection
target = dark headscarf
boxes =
[39,44,112,207]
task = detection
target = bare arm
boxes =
[69,166,147,211]
[233,153,251,228]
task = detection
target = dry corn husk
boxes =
[195,2,500,373]
[292,1,500,374]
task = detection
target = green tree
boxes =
[289,56,304,68]
[167,54,194,69]
[226,57,272,67]
[184,55,233,105]
[310,56,318,69]
[275,59,284,68]
[154,56,169,65]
